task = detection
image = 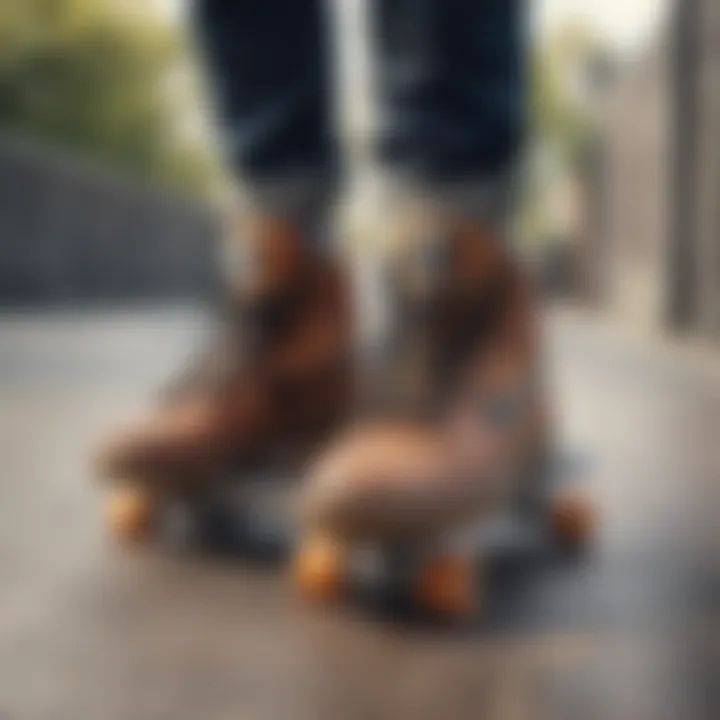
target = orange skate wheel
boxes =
[293,535,348,604]
[551,492,596,550]
[106,484,157,543]
[414,555,479,620]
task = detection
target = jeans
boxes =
[193,0,525,199]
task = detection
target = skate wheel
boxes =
[106,484,157,543]
[551,492,595,550]
[414,555,478,620]
[293,535,347,603]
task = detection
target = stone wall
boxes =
[0,140,218,305]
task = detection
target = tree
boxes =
[531,21,613,171]
[520,22,616,249]
[0,0,221,198]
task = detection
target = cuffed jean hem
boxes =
[233,172,340,225]
[378,169,519,231]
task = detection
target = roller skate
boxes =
[96,213,353,549]
[293,208,595,620]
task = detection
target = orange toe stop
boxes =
[106,484,157,543]
[415,555,478,620]
[293,535,347,603]
[551,493,596,549]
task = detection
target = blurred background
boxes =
[0,0,678,321]
[1,2,719,719]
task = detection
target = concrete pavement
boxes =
[0,306,717,719]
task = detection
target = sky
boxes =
[535,0,670,52]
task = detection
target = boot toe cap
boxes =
[302,425,489,541]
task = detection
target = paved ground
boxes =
[0,306,718,720]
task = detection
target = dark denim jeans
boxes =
[194,0,525,193]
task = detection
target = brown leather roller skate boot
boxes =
[96,213,353,546]
[294,207,577,620]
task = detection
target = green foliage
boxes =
[531,21,609,168]
[0,0,221,198]
[519,22,614,248]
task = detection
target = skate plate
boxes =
[110,448,593,571]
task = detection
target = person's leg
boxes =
[371,0,546,473]
[371,0,525,215]
[97,0,353,542]
[193,0,339,214]
[367,0,532,400]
